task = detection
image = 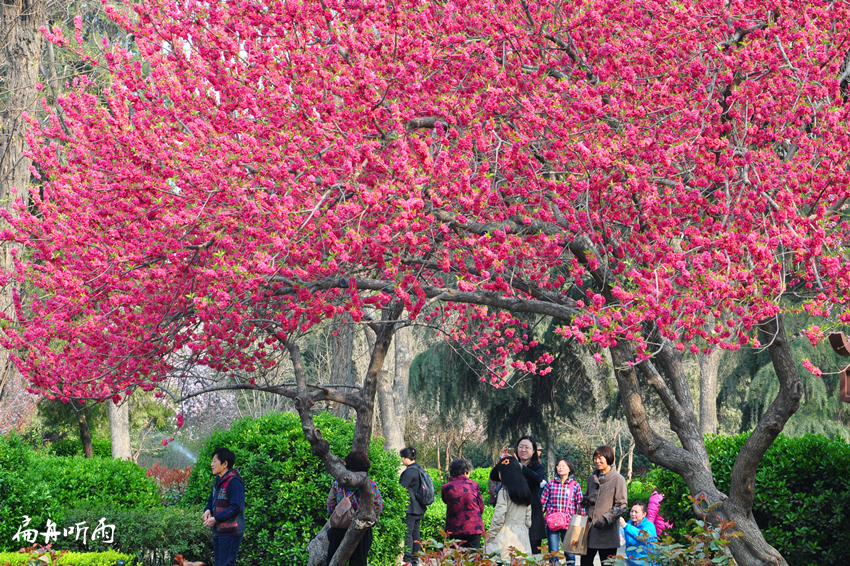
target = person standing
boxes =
[203,448,245,566]
[441,459,485,549]
[577,445,627,566]
[326,450,384,566]
[486,456,532,560]
[399,447,427,566]
[619,502,657,566]
[490,436,547,554]
[647,489,673,537]
[540,457,584,565]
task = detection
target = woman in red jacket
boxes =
[441,459,485,549]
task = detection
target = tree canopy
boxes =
[3,0,850,564]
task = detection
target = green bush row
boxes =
[0,434,160,551]
[182,412,406,566]
[653,433,850,566]
[420,499,494,544]
[0,550,134,566]
[48,438,112,459]
[59,504,211,565]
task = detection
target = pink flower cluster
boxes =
[2,0,849,397]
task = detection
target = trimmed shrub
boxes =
[627,478,656,506]
[0,434,160,551]
[421,499,494,544]
[468,467,491,497]
[61,504,211,566]
[0,548,134,566]
[49,438,112,458]
[653,433,850,566]
[145,464,193,506]
[182,412,406,566]
[424,467,445,493]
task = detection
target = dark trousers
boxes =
[327,526,373,566]
[448,533,481,549]
[581,547,617,566]
[213,534,243,566]
[531,538,543,555]
[403,514,423,564]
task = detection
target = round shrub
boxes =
[0,433,160,551]
[653,433,850,566]
[182,412,406,566]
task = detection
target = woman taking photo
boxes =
[540,457,584,566]
[491,435,547,553]
[486,455,532,560]
[577,445,627,566]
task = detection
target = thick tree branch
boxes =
[728,314,803,511]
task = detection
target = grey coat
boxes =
[584,468,627,549]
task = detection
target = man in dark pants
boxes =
[399,447,426,566]
[203,448,245,566]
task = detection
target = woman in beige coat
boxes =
[486,456,532,561]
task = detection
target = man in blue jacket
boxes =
[619,502,657,566]
[203,448,246,566]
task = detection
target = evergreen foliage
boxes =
[410,320,597,453]
[653,433,850,566]
[182,412,406,566]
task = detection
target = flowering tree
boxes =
[4,0,850,564]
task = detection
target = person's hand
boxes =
[619,517,626,527]
[499,446,510,458]
[202,510,210,522]
[593,517,607,529]
[204,517,217,528]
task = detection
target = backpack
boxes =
[488,479,501,506]
[414,467,435,507]
[330,490,355,529]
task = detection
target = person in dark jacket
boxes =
[326,450,384,566]
[441,459,485,549]
[491,436,547,554]
[577,445,627,566]
[399,446,427,565]
[203,448,245,566]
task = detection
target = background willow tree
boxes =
[5,1,850,565]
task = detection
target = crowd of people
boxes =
[325,437,671,566]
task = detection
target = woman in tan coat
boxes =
[578,445,627,566]
[486,456,532,561]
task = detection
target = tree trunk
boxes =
[0,0,45,403]
[108,400,131,460]
[329,317,358,419]
[698,348,723,435]
[608,313,801,566]
[377,324,411,453]
[77,407,94,458]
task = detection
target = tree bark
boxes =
[0,0,44,403]
[698,348,723,435]
[77,407,94,458]
[329,317,358,419]
[609,314,801,566]
[108,400,132,460]
[296,302,403,566]
[377,323,411,453]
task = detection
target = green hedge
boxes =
[59,504,211,565]
[421,499,494,543]
[49,438,112,458]
[0,434,160,551]
[653,433,850,566]
[182,412,406,566]
[0,550,134,566]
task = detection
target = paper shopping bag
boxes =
[564,514,589,555]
